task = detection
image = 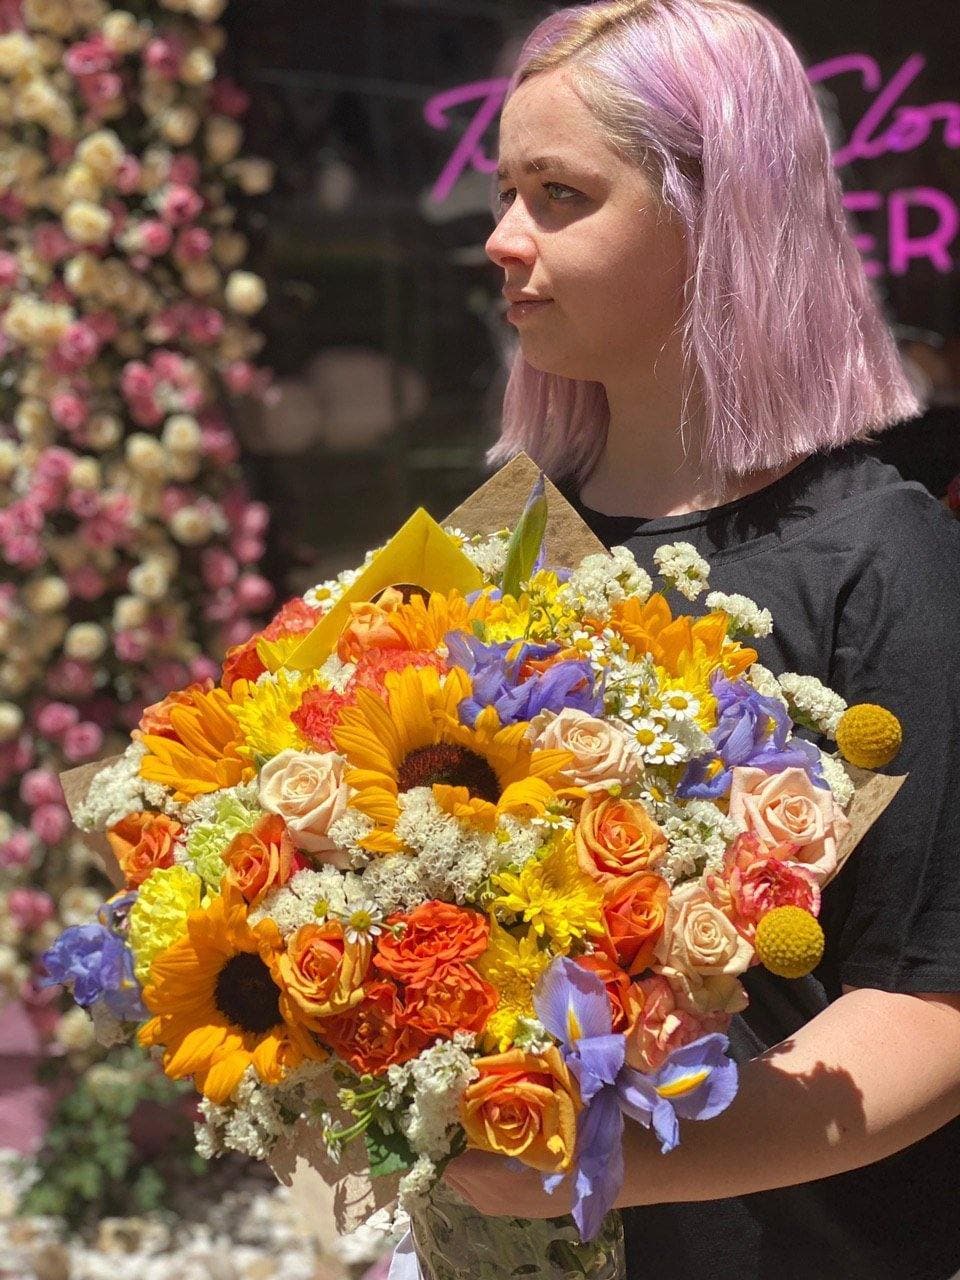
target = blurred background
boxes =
[0,0,957,1278]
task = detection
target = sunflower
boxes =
[138,887,325,1103]
[138,684,254,802]
[332,664,572,853]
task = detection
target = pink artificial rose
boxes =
[169,154,201,185]
[7,889,55,931]
[116,156,141,194]
[625,974,728,1073]
[62,722,104,763]
[34,702,79,738]
[19,770,62,809]
[66,566,107,601]
[138,219,173,256]
[235,574,274,612]
[144,34,185,79]
[30,804,71,846]
[161,184,203,227]
[727,765,850,884]
[64,35,114,77]
[0,251,19,285]
[0,831,34,869]
[174,227,212,262]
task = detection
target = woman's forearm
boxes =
[617,987,960,1207]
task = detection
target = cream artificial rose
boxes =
[258,749,351,864]
[655,880,753,978]
[659,965,749,1017]
[530,707,640,792]
[727,764,849,884]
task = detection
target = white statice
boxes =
[386,1032,478,1160]
[448,525,511,579]
[653,541,711,601]
[705,590,773,639]
[73,740,179,829]
[316,651,356,694]
[397,1153,438,1216]
[335,1206,410,1268]
[557,545,652,620]
[326,806,378,867]
[249,865,368,934]
[195,1060,333,1161]
[512,1015,553,1054]
[778,672,847,737]
[180,779,261,827]
[645,793,743,884]
[817,750,856,807]
[745,662,789,706]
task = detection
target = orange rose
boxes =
[277,920,370,1027]
[107,811,182,888]
[223,813,301,906]
[322,979,431,1075]
[575,794,667,885]
[576,953,644,1033]
[460,1046,580,1173]
[600,873,671,975]
[401,961,498,1038]
[336,588,406,663]
[373,900,489,983]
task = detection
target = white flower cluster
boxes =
[645,793,743,884]
[704,591,773,639]
[397,1153,438,1216]
[653,541,711,601]
[557,546,652,619]
[359,789,540,912]
[744,663,789,706]
[180,780,261,827]
[249,865,368,934]
[326,807,378,867]
[385,1032,478,1160]
[817,750,856,807]
[195,1060,333,1161]
[74,741,176,830]
[316,652,356,694]
[777,672,847,737]
[335,1207,410,1268]
[447,525,511,579]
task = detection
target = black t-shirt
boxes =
[560,443,960,1280]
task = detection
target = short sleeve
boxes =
[827,487,960,993]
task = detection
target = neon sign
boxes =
[424,53,959,278]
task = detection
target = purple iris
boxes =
[97,889,138,936]
[678,670,827,799]
[40,923,146,1021]
[444,632,602,728]
[533,958,738,1240]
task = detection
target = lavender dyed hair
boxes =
[487,0,919,485]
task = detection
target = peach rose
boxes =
[600,873,671,975]
[727,765,850,884]
[460,1045,580,1174]
[107,811,182,888]
[654,880,753,978]
[373,900,489,983]
[575,793,668,885]
[277,920,370,1027]
[657,964,749,1017]
[322,979,431,1075]
[625,974,729,1072]
[336,588,406,663]
[223,813,301,906]
[530,708,641,793]
[401,961,498,1038]
[257,748,352,863]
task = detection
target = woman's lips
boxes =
[505,299,554,324]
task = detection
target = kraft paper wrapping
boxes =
[57,453,907,1236]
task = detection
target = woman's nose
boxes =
[485,206,537,271]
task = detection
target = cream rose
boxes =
[655,880,753,978]
[659,965,749,1017]
[258,749,351,864]
[727,765,849,884]
[530,707,640,792]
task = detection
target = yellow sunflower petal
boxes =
[197,1047,252,1103]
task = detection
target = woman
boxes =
[444,2,960,1277]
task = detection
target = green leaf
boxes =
[364,1121,416,1179]
[499,473,547,599]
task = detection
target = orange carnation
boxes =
[600,873,671,975]
[374,900,489,983]
[401,961,498,1038]
[276,920,370,1027]
[575,794,668,885]
[106,811,182,888]
[223,813,301,907]
[460,1046,580,1173]
[322,979,431,1075]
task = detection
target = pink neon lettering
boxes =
[887,187,959,274]
[423,78,508,203]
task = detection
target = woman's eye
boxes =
[495,182,581,211]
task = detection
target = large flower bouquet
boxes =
[46,462,903,1276]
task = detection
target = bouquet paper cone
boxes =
[57,452,907,1237]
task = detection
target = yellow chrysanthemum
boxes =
[475,918,552,1052]
[332,664,572,853]
[128,865,205,984]
[139,887,326,1103]
[139,684,254,801]
[229,669,314,760]
[490,834,604,953]
[755,906,825,979]
[835,703,902,769]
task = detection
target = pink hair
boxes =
[487,0,919,485]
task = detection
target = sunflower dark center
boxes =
[370,582,431,605]
[213,952,282,1034]
[397,742,502,803]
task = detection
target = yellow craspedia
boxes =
[835,703,902,769]
[754,906,824,979]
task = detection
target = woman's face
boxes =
[486,68,688,385]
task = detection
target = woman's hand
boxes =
[443,1149,574,1219]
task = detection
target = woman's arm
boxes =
[444,987,960,1217]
